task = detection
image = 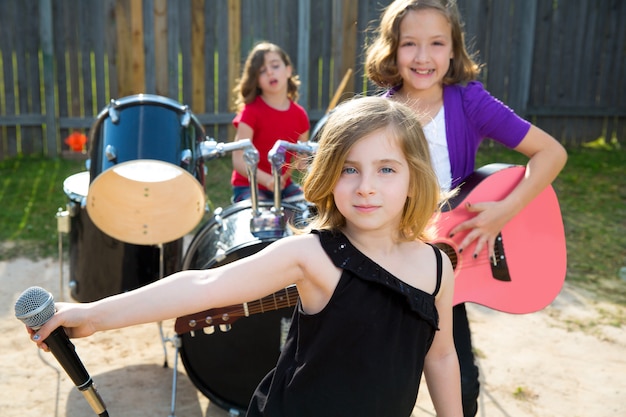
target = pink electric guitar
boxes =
[175,164,567,334]
[434,163,566,313]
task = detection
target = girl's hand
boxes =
[29,302,97,351]
[449,200,514,261]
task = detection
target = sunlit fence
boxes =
[0,0,624,160]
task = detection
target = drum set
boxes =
[56,94,318,416]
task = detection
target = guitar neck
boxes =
[175,286,299,334]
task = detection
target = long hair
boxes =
[232,42,301,112]
[302,96,444,242]
[365,0,480,88]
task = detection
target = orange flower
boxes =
[64,132,88,152]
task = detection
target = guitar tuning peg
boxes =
[219,323,232,332]
[203,326,215,335]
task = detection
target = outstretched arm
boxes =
[30,235,314,348]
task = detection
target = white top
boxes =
[422,106,452,191]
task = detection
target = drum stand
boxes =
[56,208,70,301]
[155,242,190,417]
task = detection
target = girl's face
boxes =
[333,128,410,235]
[396,8,454,97]
[257,51,292,95]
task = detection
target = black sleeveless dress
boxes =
[246,229,443,417]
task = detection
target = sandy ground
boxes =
[1,256,625,417]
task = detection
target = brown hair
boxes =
[302,96,445,242]
[232,42,301,112]
[365,0,480,88]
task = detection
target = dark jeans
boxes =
[453,303,480,417]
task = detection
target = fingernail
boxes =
[459,248,463,253]
[465,202,471,208]
[449,233,455,238]
[473,253,478,259]
[33,334,40,341]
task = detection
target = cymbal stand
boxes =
[155,241,179,417]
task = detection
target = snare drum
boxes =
[177,201,306,413]
[63,172,184,302]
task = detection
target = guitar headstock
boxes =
[175,307,244,335]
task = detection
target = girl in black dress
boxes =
[30,96,462,417]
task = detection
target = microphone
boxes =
[15,286,109,417]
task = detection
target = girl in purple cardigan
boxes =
[365,1,567,415]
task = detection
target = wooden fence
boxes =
[0,0,624,160]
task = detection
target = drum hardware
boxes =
[198,137,261,218]
[267,139,319,230]
[56,208,70,301]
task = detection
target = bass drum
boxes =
[178,201,303,414]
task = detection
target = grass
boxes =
[1,142,625,306]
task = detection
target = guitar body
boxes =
[433,164,567,313]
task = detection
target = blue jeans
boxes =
[232,183,303,203]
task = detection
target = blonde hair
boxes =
[302,96,444,242]
[232,42,301,112]
[365,0,480,88]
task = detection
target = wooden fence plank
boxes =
[179,0,193,105]
[131,0,146,93]
[191,0,206,113]
[166,0,179,100]
[104,0,118,101]
[154,0,168,96]
[220,0,236,140]
[143,0,156,94]
[39,0,57,157]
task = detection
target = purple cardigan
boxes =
[387,81,531,188]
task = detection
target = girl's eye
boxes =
[342,167,357,174]
[381,167,395,174]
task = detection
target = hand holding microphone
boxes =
[15,286,109,417]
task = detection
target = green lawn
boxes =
[1,142,624,306]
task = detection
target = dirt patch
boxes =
[2,257,625,416]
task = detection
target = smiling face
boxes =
[332,128,410,235]
[257,51,292,96]
[396,8,454,98]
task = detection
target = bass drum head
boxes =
[179,202,296,414]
